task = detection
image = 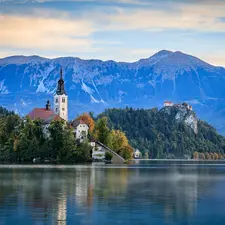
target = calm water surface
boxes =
[0,160,225,225]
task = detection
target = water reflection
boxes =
[0,162,225,224]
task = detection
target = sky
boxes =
[0,0,225,66]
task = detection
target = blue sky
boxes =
[1,0,225,66]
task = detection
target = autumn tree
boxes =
[218,153,223,160]
[214,153,219,160]
[193,151,199,160]
[110,129,129,152]
[119,144,134,160]
[205,152,211,160]
[199,152,205,160]
[210,152,215,160]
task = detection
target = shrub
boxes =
[105,151,113,161]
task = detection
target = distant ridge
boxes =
[0,50,222,67]
[0,50,225,134]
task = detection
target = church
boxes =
[28,69,89,141]
[27,69,125,163]
[28,69,68,122]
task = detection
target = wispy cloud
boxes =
[97,2,225,32]
[0,14,94,52]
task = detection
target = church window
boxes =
[55,107,58,112]
[55,98,58,103]
[62,108,65,111]
[62,98,65,103]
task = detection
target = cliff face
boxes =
[160,104,198,134]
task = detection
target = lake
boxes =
[0,160,225,225]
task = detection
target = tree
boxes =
[73,142,92,162]
[95,117,111,146]
[48,120,76,161]
[119,145,133,160]
[105,151,113,161]
[210,152,215,160]
[144,151,149,159]
[199,152,205,160]
[16,118,46,161]
[214,153,219,160]
[205,152,211,160]
[193,151,199,160]
[110,129,128,152]
[218,153,223,160]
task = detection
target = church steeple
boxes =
[54,68,68,121]
[56,68,66,95]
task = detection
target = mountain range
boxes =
[0,50,225,134]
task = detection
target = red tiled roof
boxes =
[164,101,173,103]
[27,108,62,122]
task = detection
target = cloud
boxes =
[99,2,225,32]
[0,0,225,66]
[0,14,94,52]
[0,0,143,4]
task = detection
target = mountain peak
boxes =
[152,50,173,57]
[0,55,49,65]
[135,50,173,66]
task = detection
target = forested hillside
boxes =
[98,107,225,159]
[0,107,14,116]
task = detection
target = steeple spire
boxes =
[56,68,66,95]
[60,68,63,80]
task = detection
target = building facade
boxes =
[133,149,141,159]
[71,119,89,142]
[54,69,68,121]
[164,101,174,107]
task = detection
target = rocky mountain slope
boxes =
[0,50,225,133]
[160,104,198,134]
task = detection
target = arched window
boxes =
[62,98,65,103]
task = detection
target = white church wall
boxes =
[54,94,68,121]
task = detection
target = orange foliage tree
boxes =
[218,153,223,160]
[214,153,219,160]
[77,113,95,133]
[210,152,215,160]
[193,151,199,160]
[205,152,211,160]
[199,153,205,160]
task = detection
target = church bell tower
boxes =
[54,68,68,121]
